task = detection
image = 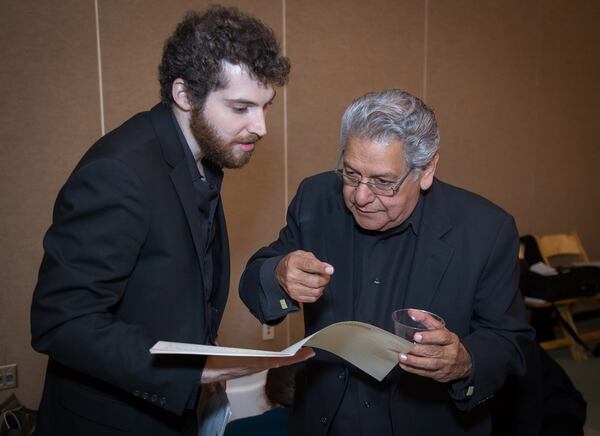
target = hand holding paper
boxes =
[151,321,414,381]
[200,347,315,384]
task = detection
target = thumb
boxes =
[408,309,444,330]
[300,252,334,275]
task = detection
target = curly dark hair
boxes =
[158,5,290,107]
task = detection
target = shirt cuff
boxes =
[448,373,476,402]
[447,344,476,408]
[259,256,300,321]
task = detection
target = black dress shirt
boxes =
[330,199,423,436]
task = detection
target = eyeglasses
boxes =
[334,165,414,197]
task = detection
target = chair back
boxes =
[534,231,589,265]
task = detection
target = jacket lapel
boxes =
[150,104,207,291]
[169,163,208,284]
[402,182,454,311]
[324,188,357,324]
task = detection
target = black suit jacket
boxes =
[31,103,230,435]
[240,172,534,436]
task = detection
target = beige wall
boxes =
[1,0,599,408]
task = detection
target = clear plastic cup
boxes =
[392,308,445,342]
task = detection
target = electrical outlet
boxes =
[0,364,18,390]
[262,324,275,340]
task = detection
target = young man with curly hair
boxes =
[31,6,312,436]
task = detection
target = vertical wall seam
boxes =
[94,0,106,135]
[282,0,291,347]
[530,0,543,232]
[422,0,429,101]
[283,0,289,210]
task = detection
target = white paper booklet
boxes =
[151,321,413,381]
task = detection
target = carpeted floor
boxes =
[548,317,600,435]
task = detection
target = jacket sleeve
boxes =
[238,182,310,324]
[30,157,202,415]
[449,214,534,411]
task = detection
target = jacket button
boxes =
[142,392,149,400]
[320,416,327,425]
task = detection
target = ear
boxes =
[419,153,439,190]
[171,78,193,111]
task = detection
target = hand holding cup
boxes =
[392,308,472,382]
[392,308,445,342]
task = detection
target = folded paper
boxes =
[151,321,414,381]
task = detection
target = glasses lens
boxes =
[337,171,359,186]
[370,185,393,196]
[336,170,396,195]
[335,168,410,197]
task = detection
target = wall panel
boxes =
[0,1,100,407]
[427,0,539,232]
[286,0,426,193]
[533,0,600,258]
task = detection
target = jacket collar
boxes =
[401,179,454,310]
[149,102,185,168]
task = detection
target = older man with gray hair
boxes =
[240,89,534,435]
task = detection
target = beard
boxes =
[189,107,260,169]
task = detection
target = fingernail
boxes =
[414,333,422,342]
[399,354,408,362]
[325,266,334,275]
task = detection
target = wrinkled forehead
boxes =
[341,136,407,173]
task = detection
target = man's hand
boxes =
[200,347,315,385]
[397,310,472,383]
[275,250,334,303]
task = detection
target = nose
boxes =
[248,110,267,138]
[353,181,375,207]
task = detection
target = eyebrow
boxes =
[343,161,398,180]
[224,91,276,107]
[224,99,257,106]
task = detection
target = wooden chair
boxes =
[535,231,589,265]
[526,231,600,361]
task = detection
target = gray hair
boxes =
[339,89,440,176]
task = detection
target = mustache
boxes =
[235,133,261,144]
